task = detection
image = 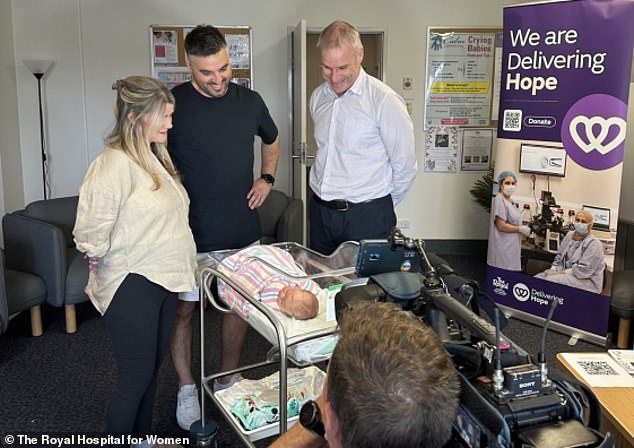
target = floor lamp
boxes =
[23,59,54,200]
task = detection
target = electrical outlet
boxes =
[397,218,411,229]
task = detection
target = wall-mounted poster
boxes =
[152,29,179,65]
[461,128,493,171]
[490,32,504,123]
[424,29,499,129]
[226,34,250,69]
[155,67,191,90]
[424,125,459,172]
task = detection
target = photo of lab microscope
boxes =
[526,191,569,254]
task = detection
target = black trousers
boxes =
[309,194,396,255]
[104,273,177,435]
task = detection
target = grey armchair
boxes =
[0,249,46,336]
[2,196,88,333]
[257,190,303,244]
[611,270,634,348]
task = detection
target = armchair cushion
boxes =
[258,190,303,244]
[611,270,634,319]
[0,253,6,335]
[66,248,90,305]
[2,196,88,308]
[5,269,46,314]
[0,249,46,335]
[21,197,78,247]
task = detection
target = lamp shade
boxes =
[23,59,54,76]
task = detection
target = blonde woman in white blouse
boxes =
[73,76,196,443]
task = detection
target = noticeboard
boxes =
[423,27,501,173]
[150,25,253,89]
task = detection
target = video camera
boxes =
[335,229,613,448]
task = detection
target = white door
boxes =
[290,20,310,244]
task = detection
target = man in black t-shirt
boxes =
[167,25,279,431]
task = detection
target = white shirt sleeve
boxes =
[378,93,417,205]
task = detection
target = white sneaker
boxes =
[176,384,201,431]
[213,373,244,393]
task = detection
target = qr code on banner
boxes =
[502,109,522,132]
[577,360,619,376]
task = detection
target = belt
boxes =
[314,195,387,211]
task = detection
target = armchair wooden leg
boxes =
[616,317,631,349]
[65,304,77,334]
[30,305,43,337]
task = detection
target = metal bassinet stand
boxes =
[197,242,359,446]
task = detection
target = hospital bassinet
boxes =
[197,241,359,445]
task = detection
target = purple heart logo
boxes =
[561,94,627,171]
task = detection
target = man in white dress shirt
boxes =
[309,20,417,255]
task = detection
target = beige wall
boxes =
[3,0,507,241]
[3,0,631,241]
[0,0,24,217]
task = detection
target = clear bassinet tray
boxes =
[206,241,359,286]
[204,242,359,362]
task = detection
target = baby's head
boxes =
[279,285,316,302]
[277,286,319,319]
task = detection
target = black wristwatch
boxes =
[260,173,275,185]
[299,400,325,437]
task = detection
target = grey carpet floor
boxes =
[0,253,614,447]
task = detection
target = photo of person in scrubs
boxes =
[487,170,531,271]
[534,210,605,293]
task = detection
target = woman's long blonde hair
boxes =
[106,76,179,190]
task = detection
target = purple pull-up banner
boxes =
[486,0,634,343]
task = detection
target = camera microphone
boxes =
[493,308,505,396]
[538,297,559,387]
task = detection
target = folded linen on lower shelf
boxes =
[215,366,326,431]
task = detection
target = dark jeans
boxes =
[309,194,396,255]
[104,273,177,434]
